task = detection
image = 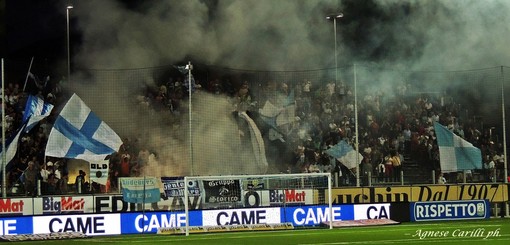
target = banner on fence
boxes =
[161,177,201,198]
[120,177,161,203]
[202,180,242,204]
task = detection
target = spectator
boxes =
[57,174,69,194]
[438,173,447,184]
[377,160,386,183]
[75,170,86,194]
[384,155,393,182]
[120,153,131,177]
[23,161,38,196]
[46,173,58,195]
[484,155,495,182]
[390,150,402,182]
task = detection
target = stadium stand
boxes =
[1,63,508,197]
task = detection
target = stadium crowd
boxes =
[1,69,506,197]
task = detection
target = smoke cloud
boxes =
[59,0,510,176]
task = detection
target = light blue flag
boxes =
[45,94,123,163]
[22,95,54,132]
[434,122,482,172]
[259,89,296,128]
[325,140,363,169]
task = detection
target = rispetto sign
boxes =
[410,200,489,222]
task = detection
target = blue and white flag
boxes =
[22,95,54,132]
[45,94,123,163]
[259,89,296,129]
[325,140,363,169]
[1,124,27,170]
[434,122,482,173]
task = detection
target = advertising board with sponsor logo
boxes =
[0,203,391,236]
[326,184,509,204]
[410,200,490,222]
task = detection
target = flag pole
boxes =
[2,58,6,197]
[188,62,194,176]
[501,66,508,184]
[353,63,360,187]
[22,57,34,92]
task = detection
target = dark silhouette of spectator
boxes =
[23,161,38,196]
[75,170,86,194]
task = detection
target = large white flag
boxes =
[45,94,123,163]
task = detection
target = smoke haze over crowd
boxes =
[6,0,510,176]
[68,0,510,70]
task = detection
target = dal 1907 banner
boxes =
[328,184,509,204]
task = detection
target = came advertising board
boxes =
[410,200,490,222]
[353,203,391,220]
[0,217,33,235]
[202,208,280,226]
[283,205,354,226]
[32,214,121,236]
[0,203,390,236]
[120,211,202,233]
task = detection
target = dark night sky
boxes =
[2,0,70,82]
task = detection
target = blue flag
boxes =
[325,140,363,169]
[22,95,54,132]
[259,89,296,129]
[434,122,482,172]
[45,94,123,163]
[1,124,27,171]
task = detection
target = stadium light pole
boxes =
[187,62,194,176]
[2,59,6,198]
[326,13,344,84]
[66,4,73,85]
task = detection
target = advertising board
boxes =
[243,189,314,207]
[329,184,508,204]
[353,203,391,220]
[0,198,33,216]
[0,217,33,235]
[32,214,121,236]
[202,207,280,226]
[410,200,490,222]
[120,211,202,233]
[94,195,202,213]
[34,196,94,215]
[0,202,390,235]
[282,205,354,226]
